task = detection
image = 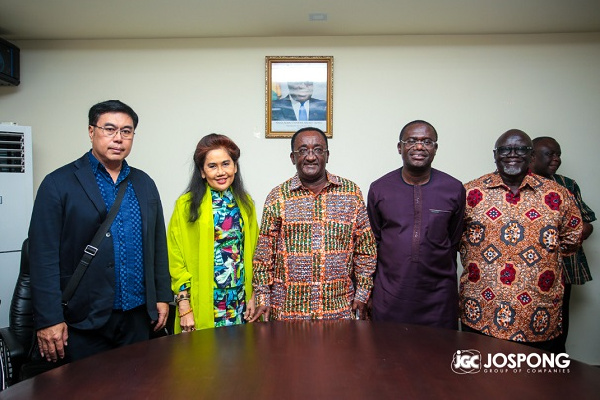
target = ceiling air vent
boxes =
[0,131,25,173]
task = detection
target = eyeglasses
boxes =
[494,146,532,156]
[293,148,328,157]
[400,139,437,149]
[91,125,135,140]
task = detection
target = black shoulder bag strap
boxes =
[61,177,129,306]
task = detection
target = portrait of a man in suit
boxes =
[271,81,327,121]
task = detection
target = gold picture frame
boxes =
[265,56,333,138]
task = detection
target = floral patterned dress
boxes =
[211,188,246,327]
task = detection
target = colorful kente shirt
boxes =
[211,188,245,327]
[551,174,596,285]
[253,172,377,320]
[459,172,582,342]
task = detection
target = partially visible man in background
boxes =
[531,136,595,351]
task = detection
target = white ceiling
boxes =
[0,0,599,41]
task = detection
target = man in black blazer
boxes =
[29,100,171,364]
[271,81,327,121]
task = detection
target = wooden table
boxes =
[1,321,599,399]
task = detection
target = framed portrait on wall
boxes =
[265,56,333,138]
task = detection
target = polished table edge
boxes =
[1,321,599,400]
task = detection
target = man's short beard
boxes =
[502,165,523,175]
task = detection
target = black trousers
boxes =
[65,305,151,363]
[23,306,151,380]
[461,323,566,354]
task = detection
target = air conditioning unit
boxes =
[0,124,32,326]
[0,38,20,86]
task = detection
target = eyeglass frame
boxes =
[399,139,437,149]
[493,146,533,156]
[90,125,135,140]
[292,147,328,157]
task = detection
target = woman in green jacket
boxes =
[168,134,258,332]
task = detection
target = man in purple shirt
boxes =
[367,120,466,329]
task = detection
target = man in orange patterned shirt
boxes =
[251,127,377,321]
[459,129,582,353]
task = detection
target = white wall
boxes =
[1,33,599,363]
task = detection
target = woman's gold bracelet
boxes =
[179,308,193,318]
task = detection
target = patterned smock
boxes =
[551,174,596,284]
[211,188,246,327]
[459,172,582,342]
[253,172,377,320]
